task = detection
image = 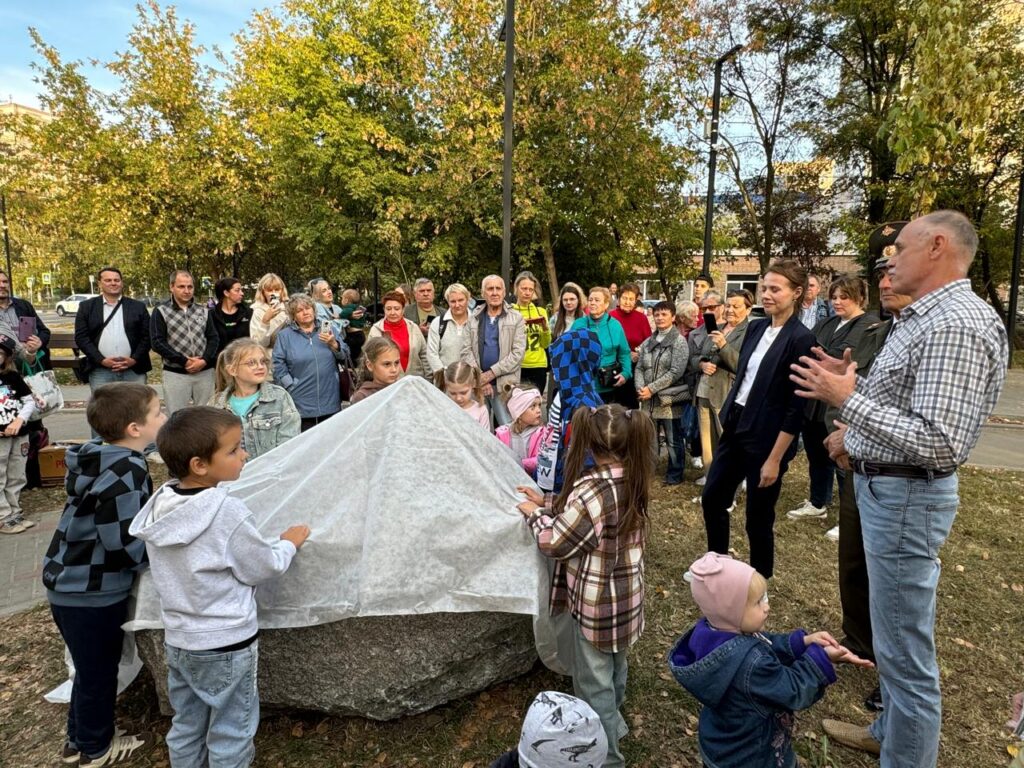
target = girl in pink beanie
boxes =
[496,387,551,476]
[668,552,871,768]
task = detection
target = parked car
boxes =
[55,293,99,316]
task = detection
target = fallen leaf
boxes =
[955,564,965,573]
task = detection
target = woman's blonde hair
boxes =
[215,338,269,394]
[257,273,289,304]
[433,361,484,404]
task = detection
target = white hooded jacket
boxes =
[129,483,297,651]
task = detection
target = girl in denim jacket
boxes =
[668,553,872,768]
[210,338,300,459]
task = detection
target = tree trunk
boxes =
[541,222,559,301]
[648,236,672,300]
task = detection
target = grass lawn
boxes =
[2,457,1022,767]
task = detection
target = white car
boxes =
[55,293,99,316]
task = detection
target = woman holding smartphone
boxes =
[697,260,816,580]
[249,273,291,351]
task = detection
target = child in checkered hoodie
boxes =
[42,383,166,766]
[518,403,655,768]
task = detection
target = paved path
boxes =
[0,510,60,616]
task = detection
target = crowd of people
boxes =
[0,208,1009,768]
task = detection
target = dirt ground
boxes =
[2,458,1022,767]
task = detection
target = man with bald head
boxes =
[791,211,1008,766]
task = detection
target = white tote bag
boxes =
[22,355,64,420]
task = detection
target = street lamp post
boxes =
[701,44,744,277]
[500,0,515,288]
[1007,169,1024,367]
[0,193,12,283]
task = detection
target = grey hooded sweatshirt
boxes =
[129,483,297,651]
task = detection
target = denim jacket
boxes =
[210,383,301,459]
[668,618,836,768]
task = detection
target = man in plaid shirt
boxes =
[791,210,1008,767]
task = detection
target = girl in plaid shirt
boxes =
[518,403,655,768]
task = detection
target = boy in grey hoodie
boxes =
[130,406,309,768]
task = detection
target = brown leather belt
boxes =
[852,460,955,480]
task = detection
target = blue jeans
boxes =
[658,417,685,484]
[88,368,147,390]
[571,623,628,768]
[165,641,260,768]
[856,473,958,768]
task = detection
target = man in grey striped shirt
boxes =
[790,210,1008,767]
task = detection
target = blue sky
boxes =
[0,1,272,109]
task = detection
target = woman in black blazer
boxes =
[787,275,877,529]
[699,260,817,579]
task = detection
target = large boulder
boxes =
[136,611,537,719]
[126,377,550,718]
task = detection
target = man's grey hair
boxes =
[414,277,433,289]
[918,210,979,265]
[481,274,505,291]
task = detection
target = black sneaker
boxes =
[62,741,79,764]
[864,685,884,712]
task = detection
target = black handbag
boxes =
[596,362,623,388]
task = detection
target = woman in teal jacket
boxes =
[571,286,632,405]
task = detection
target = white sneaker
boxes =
[739,480,747,494]
[0,519,27,535]
[683,570,694,584]
[13,514,36,529]
[79,732,154,766]
[786,500,826,520]
[825,525,839,542]
[690,457,703,469]
[695,475,707,486]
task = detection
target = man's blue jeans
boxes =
[165,641,260,768]
[856,472,958,768]
[88,368,147,390]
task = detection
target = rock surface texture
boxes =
[135,611,537,719]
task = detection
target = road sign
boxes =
[26,277,35,288]
[41,273,51,285]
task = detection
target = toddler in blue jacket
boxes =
[668,553,871,768]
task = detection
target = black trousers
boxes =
[600,381,639,409]
[837,468,874,661]
[519,366,548,394]
[300,414,336,432]
[701,407,794,579]
[50,598,129,757]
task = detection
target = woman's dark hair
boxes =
[726,289,754,308]
[828,274,868,307]
[381,290,407,308]
[764,259,807,301]
[619,283,641,298]
[653,300,675,315]
[554,404,655,538]
[214,277,241,303]
[552,282,586,339]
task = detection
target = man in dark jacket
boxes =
[74,267,152,389]
[0,270,51,368]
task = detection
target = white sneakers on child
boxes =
[786,500,826,520]
[77,732,154,766]
[824,525,840,542]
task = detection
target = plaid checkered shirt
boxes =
[528,464,645,653]
[841,279,1008,470]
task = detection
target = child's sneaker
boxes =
[79,732,154,766]
[0,519,26,535]
[12,514,36,529]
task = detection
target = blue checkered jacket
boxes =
[42,440,152,606]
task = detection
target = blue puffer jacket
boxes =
[272,323,348,419]
[667,618,836,768]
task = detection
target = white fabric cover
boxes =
[126,376,547,631]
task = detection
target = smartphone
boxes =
[269,293,281,306]
[17,317,36,343]
[703,313,718,334]
[320,320,331,335]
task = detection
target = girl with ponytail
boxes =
[516,403,655,768]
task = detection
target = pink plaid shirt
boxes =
[528,464,645,653]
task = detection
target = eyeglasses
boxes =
[240,358,268,369]
[701,304,720,310]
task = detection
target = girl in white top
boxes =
[249,273,291,350]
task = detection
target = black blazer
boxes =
[804,312,878,423]
[9,297,52,370]
[74,296,153,376]
[719,314,816,444]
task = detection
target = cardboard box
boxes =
[38,441,85,487]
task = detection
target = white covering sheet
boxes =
[126,376,547,631]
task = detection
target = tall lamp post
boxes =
[1008,169,1024,368]
[701,44,743,277]
[499,0,515,288]
[0,193,12,283]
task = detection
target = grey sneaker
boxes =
[0,519,27,535]
[13,514,36,529]
[79,732,154,766]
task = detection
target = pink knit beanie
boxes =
[689,552,756,633]
[507,387,541,422]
